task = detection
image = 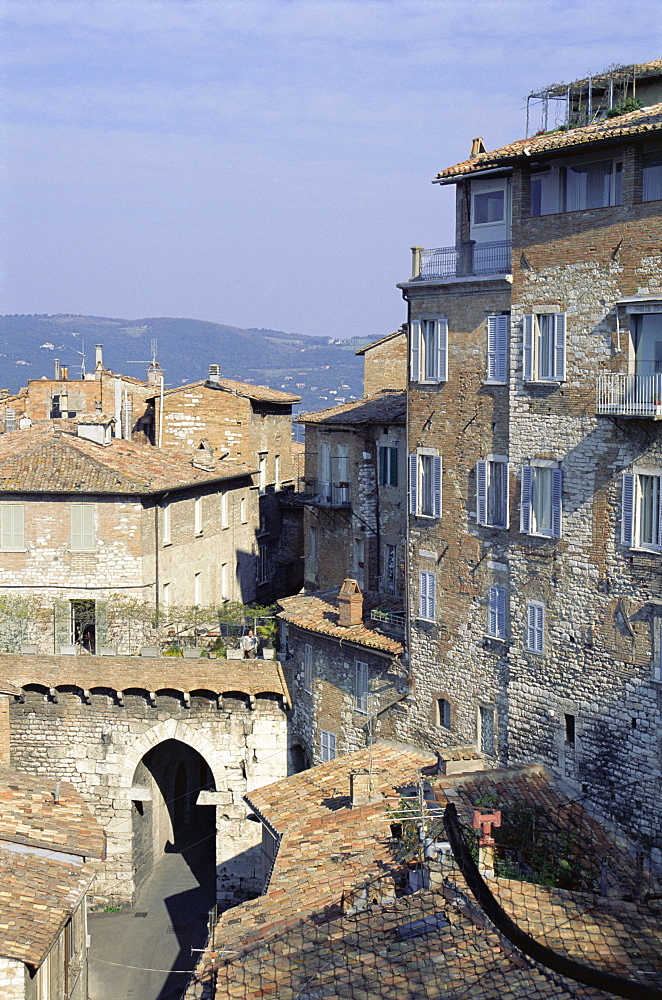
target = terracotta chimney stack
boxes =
[337,578,363,627]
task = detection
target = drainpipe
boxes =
[158,373,164,448]
[154,502,160,617]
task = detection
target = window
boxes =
[479,706,495,756]
[473,188,505,225]
[320,730,336,763]
[383,543,397,595]
[564,713,576,745]
[523,313,566,381]
[622,472,662,551]
[162,501,171,545]
[409,453,442,517]
[419,571,435,621]
[162,582,170,607]
[0,503,24,550]
[520,463,562,538]
[643,153,662,202]
[194,572,201,606]
[4,408,15,433]
[70,504,95,550]
[240,496,247,523]
[355,660,369,713]
[487,586,507,640]
[437,697,451,729]
[303,643,313,693]
[526,601,545,654]
[258,452,268,492]
[379,445,398,486]
[531,159,622,215]
[220,492,229,529]
[409,318,448,383]
[70,599,96,652]
[220,563,228,600]
[194,497,203,535]
[258,543,268,583]
[353,536,364,577]
[308,525,318,564]
[486,314,509,383]
[274,455,280,490]
[476,459,509,528]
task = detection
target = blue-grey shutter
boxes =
[621,473,635,547]
[437,319,448,382]
[410,320,421,382]
[409,455,418,515]
[486,317,497,381]
[551,468,563,538]
[487,315,508,382]
[487,586,498,636]
[554,313,566,380]
[476,461,488,525]
[523,314,534,381]
[527,602,543,652]
[432,456,442,518]
[503,462,511,529]
[427,573,436,621]
[497,586,506,639]
[419,571,427,618]
[520,465,533,534]
[526,603,535,649]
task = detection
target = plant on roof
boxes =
[606,97,643,118]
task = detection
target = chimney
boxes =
[60,366,68,381]
[192,439,215,471]
[54,359,61,380]
[60,388,69,416]
[337,578,363,627]
[95,344,103,370]
[208,364,221,384]
[470,137,487,157]
[350,769,382,808]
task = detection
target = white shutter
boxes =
[409,320,421,382]
[523,314,534,381]
[551,468,563,538]
[621,473,635,547]
[82,505,95,550]
[487,315,508,382]
[437,319,448,382]
[71,505,83,550]
[409,454,418,515]
[0,505,24,550]
[520,465,533,534]
[0,507,11,550]
[476,461,488,525]
[432,455,442,518]
[553,313,566,381]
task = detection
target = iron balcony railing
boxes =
[596,373,662,418]
[295,478,352,508]
[412,240,512,281]
[370,609,406,634]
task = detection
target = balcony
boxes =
[370,609,406,636]
[410,240,512,282]
[292,478,352,508]
[596,373,662,419]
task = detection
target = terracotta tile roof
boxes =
[354,330,404,355]
[277,589,404,654]
[0,425,254,494]
[0,653,290,704]
[0,767,105,859]
[297,391,406,425]
[437,102,662,181]
[0,848,93,967]
[150,378,300,404]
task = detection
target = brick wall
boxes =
[361,331,408,395]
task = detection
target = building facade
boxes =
[400,83,662,849]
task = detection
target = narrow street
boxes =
[89,834,216,1000]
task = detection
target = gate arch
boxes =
[119,717,227,795]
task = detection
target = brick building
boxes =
[0,422,257,651]
[398,73,662,848]
[355,327,408,396]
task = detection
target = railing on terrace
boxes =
[411,240,512,281]
[370,609,406,634]
[596,373,662,418]
[294,478,352,508]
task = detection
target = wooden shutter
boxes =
[476,461,488,525]
[1,505,24,550]
[419,571,428,619]
[488,586,506,639]
[503,462,511,529]
[409,455,418,515]
[551,468,563,538]
[496,586,506,638]
[409,320,421,382]
[390,447,398,487]
[621,473,635,547]
[553,313,566,380]
[520,465,533,534]
[70,505,83,550]
[437,319,448,382]
[432,456,442,518]
[487,315,508,382]
[379,447,387,485]
[523,314,534,381]
[426,573,436,621]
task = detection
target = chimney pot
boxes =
[54,359,61,380]
[60,366,68,381]
[208,364,221,384]
[337,578,363,627]
[95,344,103,370]
[350,770,381,808]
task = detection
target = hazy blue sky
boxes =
[2,1,659,340]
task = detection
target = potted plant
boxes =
[257,620,278,659]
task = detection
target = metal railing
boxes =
[596,373,662,418]
[370,609,406,633]
[415,240,512,281]
[294,478,352,508]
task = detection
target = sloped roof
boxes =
[296,390,406,426]
[0,425,254,494]
[0,767,105,860]
[149,377,300,404]
[278,589,404,654]
[0,849,93,967]
[354,330,405,356]
[437,102,662,182]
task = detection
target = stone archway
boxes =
[118,718,227,795]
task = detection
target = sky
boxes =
[1,0,659,340]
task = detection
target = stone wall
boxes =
[0,958,25,1000]
[360,331,408,396]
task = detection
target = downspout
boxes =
[371,434,381,591]
[158,374,164,448]
[154,501,160,616]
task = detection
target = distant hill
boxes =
[0,314,371,415]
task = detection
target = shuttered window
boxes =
[303,643,313,693]
[409,318,448,383]
[526,602,545,654]
[622,472,662,551]
[410,454,442,517]
[70,504,95,551]
[486,315,509,383]
[520,464,562,538]
[487,586,507,640]
[0,504,25,550]
[523,313,566,382]
[476,459,509,528]
[419,571,435,621]
[320,730,336,763]
[355,660,369,714]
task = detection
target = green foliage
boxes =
[163,646,183,657]
[606,98,643,118]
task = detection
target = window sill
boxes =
[524,378,564,385]
[482,380,508,387]
[195,531,204,538]
[0,548,27,553]
[479,522,508,530]
[416,616,436,625]
[162,541,172,548]
[69,548,97,553]
[484,633,508,644]
[629,546,662,555]
[525,648,545,657]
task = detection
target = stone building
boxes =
[0,762,105,1000]
[278,580,406,765]
[398,71,662,848]
[355,327,408,396]
[0,422,257,651]
[149,369,304,601]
